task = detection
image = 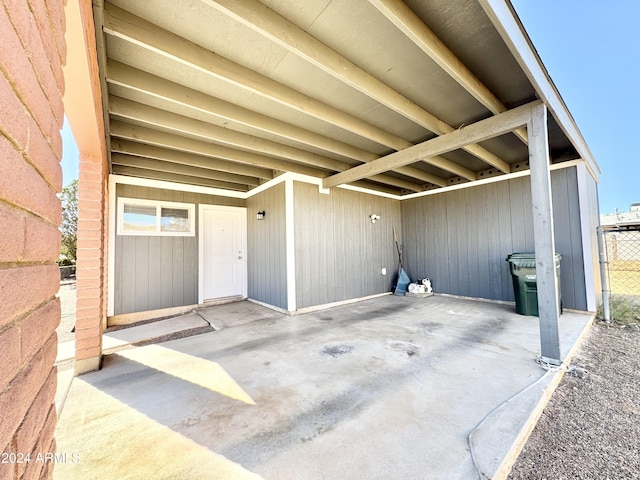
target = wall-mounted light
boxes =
[370,214,380,224]
[256,211,266,220]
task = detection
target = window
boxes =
[161,207,190,233]
[117,198,195,236]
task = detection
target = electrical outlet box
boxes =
[381,268,387,275]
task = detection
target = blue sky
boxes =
[61,1,638,214]
[61,118,79,186]
[511,0,640,214]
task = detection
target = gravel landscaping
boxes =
[509,320,640,479]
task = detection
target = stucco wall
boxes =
[0,0,66,478]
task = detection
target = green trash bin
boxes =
[506,253,562,316]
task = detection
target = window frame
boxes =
[117,197,196,237]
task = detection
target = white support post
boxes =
[528,103,561,364]
[285,178,297,312]
[576,162,598,312]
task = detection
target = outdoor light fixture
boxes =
[370,214,380,224]
[256,211,266,220]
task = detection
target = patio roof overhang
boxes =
[90,0,599,197]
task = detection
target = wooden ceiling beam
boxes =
[369,0,528,144]
[110,122,444,192]
[112,165,250,191]
[110,96,449,188]
[111,153,262,186]
[102,3,411,151]
[109,121,331,178]
[107,61,380,164]
[111,139,273,180]
[370,174,424,192]
[108,61,462,183]
[395,166,448,187]
[323,100,539,189]
[200,0,512,171]
[422,157,476,182]
[109,96,351,173]
[350,181,402,196]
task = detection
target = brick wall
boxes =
[0,0,65,478]
[74,156,107,373]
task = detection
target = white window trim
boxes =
[117,197,196,237]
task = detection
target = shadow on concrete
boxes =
[57,296,593,479]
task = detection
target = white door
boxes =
[200,206,247,302]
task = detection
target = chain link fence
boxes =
[603,227,640,302]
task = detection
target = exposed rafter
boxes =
[199,0,511,171]
[109,121,332,178]
[107,61,380,164]
[424,157,476,182]
[107,62,458,184]
[323,101,540,189]
[368,0,528,144]
[109,96,352,173]
[368,174,425,192]
[110,139,274,180]
[90,1,586,200]
[103,3,507,179]
[111,153,262,186]
[111,165,251,191]
[110,122,430,192]
[110,97,448,189]
[102,3,410,151]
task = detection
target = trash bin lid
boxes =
[506,252,561,268]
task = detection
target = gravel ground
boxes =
[509,321,640,479]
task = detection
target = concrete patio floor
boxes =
[54,295,593,480]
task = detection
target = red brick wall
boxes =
[0,0,65,478]
[74,156,107,369]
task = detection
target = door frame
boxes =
[198,204,248,304]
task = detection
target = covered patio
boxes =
[55,295,593,479]
[63,0,602,375]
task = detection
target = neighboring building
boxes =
[62,0,603,373]
[601,203,640,230]
[601,204,640,263]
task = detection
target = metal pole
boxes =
[597,226,611,323]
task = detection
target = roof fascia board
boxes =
[400,159,583,200]
[63,0,107,159]
[110,158,583,205]
[110,174,247,198]
[478,0,600,182]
